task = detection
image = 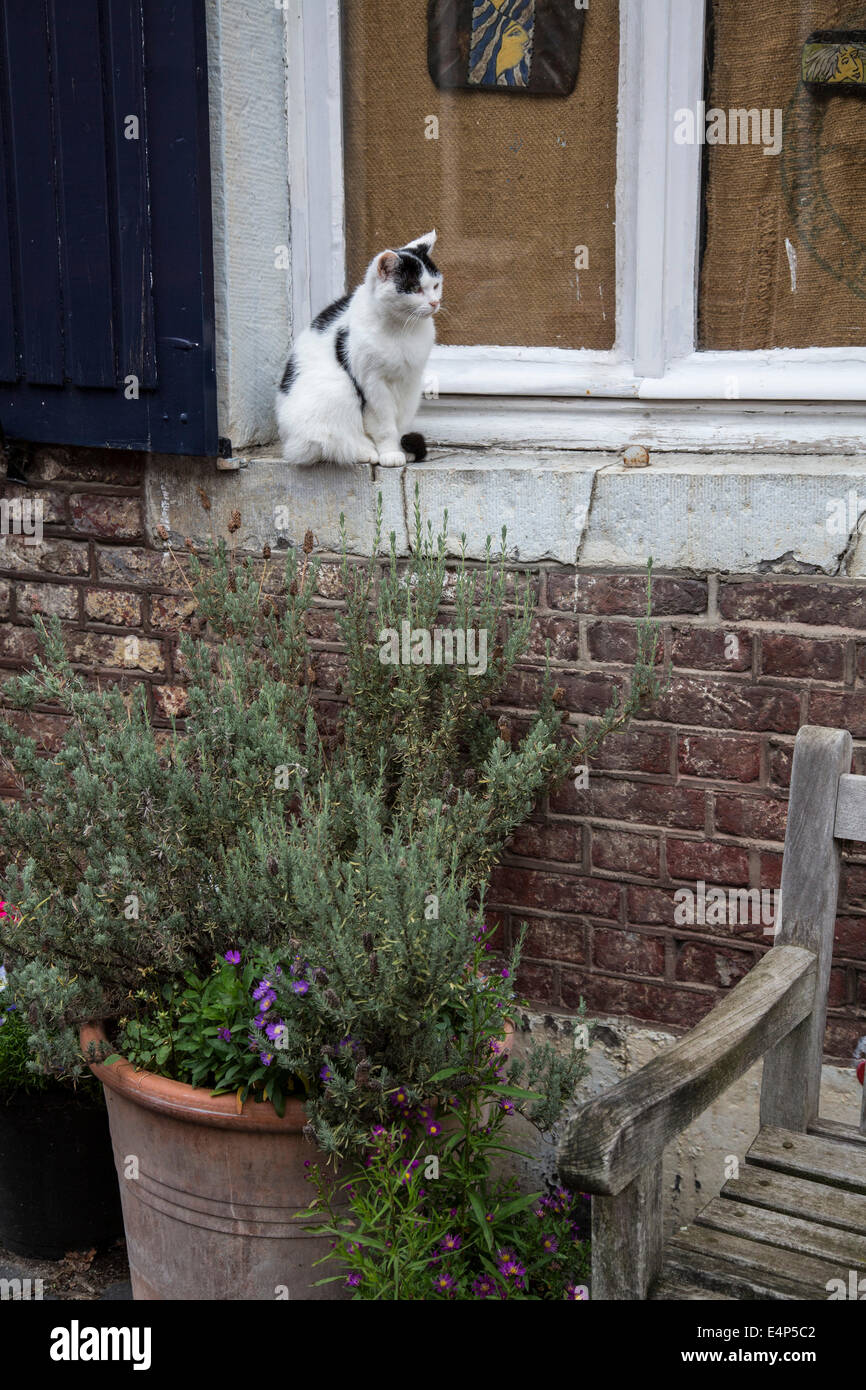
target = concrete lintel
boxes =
[146,450,866,574]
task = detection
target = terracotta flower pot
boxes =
[81,1024,346,1301]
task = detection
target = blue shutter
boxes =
[0,0,217,456]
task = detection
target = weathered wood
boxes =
[697,1194,866,1267]
[761,726,852,1131]
[664,1224,845,1299]
[862,1076,866,1138]
[650,1275,736,1301]
[721,1163,866,1235]
[590,1161,663,1300]
[809,1117,866,1148]
[748,1125,866,1193]
[557,946,816,1195]
[834,773,866,842]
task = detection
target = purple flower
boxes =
[217,1027,232,1042]
[472,1273,499,1299]
[432,1271,456,1297]
[253,1014,268,1030]
[319,1064,332,1083]
[292,980,310,996]
[253,980,276,1003]
[541,1234,559,1254]
[265,1020,287,1044]
[496,1249,526,1282]
[439,1233,461,1253]
[260,1052,273,1067]
[425,1118,443,1137]
[565,1283,589,1301]
[224,950,241,965]
[346,1272,362,1288]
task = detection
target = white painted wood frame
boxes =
[282,0,866,453]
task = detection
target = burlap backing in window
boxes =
[342,0,618,349]
[700,0,866,349]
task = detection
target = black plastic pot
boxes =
[0,1087,123,1259]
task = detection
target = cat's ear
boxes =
[377,251,400,280]
[405,230,437,256]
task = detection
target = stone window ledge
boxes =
[145,450,866,577]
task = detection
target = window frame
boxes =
[284,0,866,452]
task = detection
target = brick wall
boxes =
[2,447,865,1060]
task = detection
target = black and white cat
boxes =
[276,232,442,467]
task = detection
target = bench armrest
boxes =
[557,944,817,1196]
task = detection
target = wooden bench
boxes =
[557,725,866,1300]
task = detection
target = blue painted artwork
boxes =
[468,0,536,89]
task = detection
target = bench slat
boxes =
[721,1163,866,1235]
[697,1194,866,1267]
[748,1125,866,1193]
[834,772,866,842]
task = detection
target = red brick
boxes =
[654,676,799,733]
[714,794,787,842]
[29,446,145,486]
[719,579,866,629]
[824,1017,863,1060]
[69,495,142,540]
[521,914,587,963]
[675,941,755,989]
[591,827,660,876]
[16,582,78,620]
[809,692,866,739]
[515,961,555,1002]
[843,865,866,912]
[671,627,752,672]
[1,709,69,752]
[152,685,190,719]
[833,917,866,961]
[149,592,197,630]
[304,609,343,644]
[586,727,672,775]
[311,651,349,690]
[761,633,845,682]
[678,733,761,783]
[526,613,580,663]
[560,970,712,1028]
[593,928,665,977]
[550,573,707,617]
[667,838,750,885]
[501,667,626,715]
[488,865,620,918]
[0,482,67,526]
[587,620,664,665]
[768,742,793,789]
[760,852,784,889]
[0,624,42,663]
[507,821,583,864]
[552,776,705,829]
[828,968,849,1008]
[66,632,163,674]
[314,564,347,601]
[84,588,143,625]
[0,580,9,618]
[0,537,89,577]
[627,885,679,926]
[96,546,186,588]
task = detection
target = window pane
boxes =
[342,0,619,349]
[699,0,866,349]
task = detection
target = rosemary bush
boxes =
[0,497,666,1156]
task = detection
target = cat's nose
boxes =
[430,299,440,310]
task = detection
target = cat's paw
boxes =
[355,446,380,464]
[377,450,407,468]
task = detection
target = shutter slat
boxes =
[0,13,18,383]
[2,0,64,386]
[49,0,117,387]
[105,0,156,388]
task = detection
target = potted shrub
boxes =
[0,957,122,1260]
[0,499,664,1299]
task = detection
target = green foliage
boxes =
[306,936,591,1299]
[0,496,664,1159]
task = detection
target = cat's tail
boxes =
[401,432,427,463]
